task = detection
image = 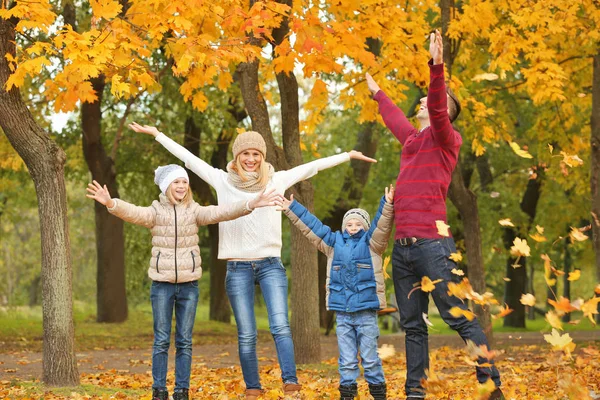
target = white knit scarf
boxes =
[226,161,275,193]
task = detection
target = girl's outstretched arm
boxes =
[129,122,224,188]
[86,180,156,228]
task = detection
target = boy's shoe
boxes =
[489,387,505,400]
[368,382,387,400]
[152,388,169,400]
[339,383,358,400]
[173,389,189,400]
[245,388,265,400]
[283,382,302,394]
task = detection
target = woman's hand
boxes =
[86,180,115,208]
[348,150,377,163]
[247,188,284,210]
[129,121,160,137]
[384,184,394,203]
[274,194,294,211]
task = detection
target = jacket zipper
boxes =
[174,205,178,283]
[191,251,195,273]
[156,251,161,273]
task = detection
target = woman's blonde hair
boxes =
[166,184,193,206]
[231,151,270,187]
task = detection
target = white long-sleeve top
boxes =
[155,133,351,259]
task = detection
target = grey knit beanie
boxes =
[232,131,267,159]
[342,208,371,231]
[154,164,189,195]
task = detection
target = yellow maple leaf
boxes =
[548,296,577,316]
[498,218,514,227]
[449,307,476,321]
[110,75,130,99]
[383,256,391,280]
[90,0,122,20]
[435,220,450,237]
[472,72,499,82]
[544,329,576,355]
[581,296,600,325]
[546,310,563,330]
[509,141,533,159]
[569,226,588,242]
[420,276,443,292]
[451,268,465,276]
[567,270,581,282]
[529,232,547,242]
[560,151,583,168]
[520,293,536,307]
[449,252,463,262]
[493,304,513,319]
[510,238,530,257]
[535,225,545,234]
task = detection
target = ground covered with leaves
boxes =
[1,340,599,400]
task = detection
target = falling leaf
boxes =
[595,284,600,295]
[449,252,463,262]
[449,307,476,321]
[498,218,515,227]
[493,304,513,319]
[503,277,511,281]
[544,329,576,355]
[548,144,554,154]
[510,238,530,257]
[548,296,578,316]
[581,296,600,324]
[520,294,536,306]
[546,311,563,330]
[377,344,396,360]
[472,72,499,81]
[509,142,533,159]
[560,151,584,168]
[451,268,465,276]
[436,220,450,237]
[423,313,434,327]
[383,256,391,280]
[420,276,443,292]
[535,225,545,234]
[569,227,588,242]
[567,270,581,281]
[529,232,547,242]
[465,340,496,361]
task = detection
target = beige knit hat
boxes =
[232,131,267,159]
[342,208,371,231]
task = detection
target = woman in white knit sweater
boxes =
[130,122,376,399]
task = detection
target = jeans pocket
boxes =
[190,280,198,287]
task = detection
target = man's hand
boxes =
[348,150,377,163]
[365,73,381,96]
[275,194,294,212]
[384,184,394,203]
[129,121,160,137]
[429,29,443,65]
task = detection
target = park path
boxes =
[1,331,598,381]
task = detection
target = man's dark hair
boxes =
[446,87,461,123]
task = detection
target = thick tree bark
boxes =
[590,52,600,323]
[0,17,79,385]
[81,77,128,323]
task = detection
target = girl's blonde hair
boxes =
[231,152,270,187]
[166,184,193,206]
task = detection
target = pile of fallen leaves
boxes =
[1,341,599,399]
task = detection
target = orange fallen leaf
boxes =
[493,304,513,319]
[548,296,577,316]
[449,307,476,321]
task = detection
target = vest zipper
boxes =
[191,251,196,273]
[156,251,161,273]
[174,205,178,284]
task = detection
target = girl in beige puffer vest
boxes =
[86,164,282,400]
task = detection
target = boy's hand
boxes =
[349,150,377,163]
[385,184,394,203]
[129,121,160,137]
[247,188,284,210]
[275,194,294,211]
[365,73,381,96]
[429,29,443,65]
[86,180,115,208]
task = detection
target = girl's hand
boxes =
[348,150,377,163]
[129,121,160,137]
[86,180,115,208]
[384,184,394,203]
[247,188,284,210]
[275,194,294,211]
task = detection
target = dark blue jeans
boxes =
[226,257,298,390]
[392,238,501,398]
[150,280,199,391]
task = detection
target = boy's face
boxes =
[344,218,365,235]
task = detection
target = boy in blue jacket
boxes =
[277,186,394,400]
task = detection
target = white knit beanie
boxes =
[232,131,267,159]
[154,164,189,195]
[342,208,371,231]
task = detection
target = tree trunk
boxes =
[562,237,572,323]
[502,227,527,328]
[81,77,128,323]
[590,52,600,324]
[0,17,79,385]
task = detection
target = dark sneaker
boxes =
[368,382,387,399]
[339,383,358,400]
[152,388,168,400]
[173,389,189,400]
[489,387,505,400]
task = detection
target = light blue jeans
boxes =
[226,257,298,390]
[336,310,385,386]
[150,280,199,391]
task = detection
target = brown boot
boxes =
[283,382,302,395]
[246,388,265,399]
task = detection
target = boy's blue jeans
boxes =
[226,257,298,390]
[336,310,385,386]
[392,237,501,398]
[150,280,199,391]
